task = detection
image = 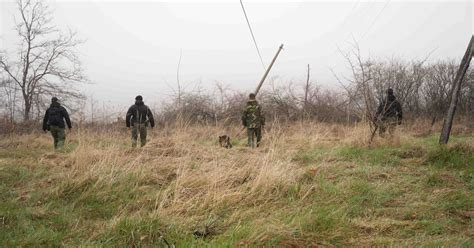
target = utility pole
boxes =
[304,64,310,107]
[254,44,284,95]
[439,35,473,144]
[303,64,310,120]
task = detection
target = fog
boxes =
[1,0,472,108]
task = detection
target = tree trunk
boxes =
[439,35,473,144]
[22,91,32,122]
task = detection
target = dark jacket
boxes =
[42,102,72,130]
[126,100,155,127]
[242,100,265,128]
[376,95,403,121]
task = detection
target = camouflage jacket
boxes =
[242,100,265,128]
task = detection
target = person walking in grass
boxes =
[375,88,403,137]
[42,97,72,149]
[242,93,265,148]
[126,95,155,148]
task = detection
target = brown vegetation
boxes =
[1,121,472,246]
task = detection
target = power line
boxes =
[239,0,266,70]
[351,0,361,11]
[361,0,391,39]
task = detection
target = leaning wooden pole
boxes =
[254,44,284,95]
[439,35,473,144]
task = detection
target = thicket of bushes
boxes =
[1,58,473,131]
[155,58,473,126]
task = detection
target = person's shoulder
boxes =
[138,104,151,111]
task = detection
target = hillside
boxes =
[0,123,473,247]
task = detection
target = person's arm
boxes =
[147,107,155,128]
[260,105,265,126]
[42,109,49,131]
[125,106,133,127]
[63,108,72,129]
[241,108,247,127]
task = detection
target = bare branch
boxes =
[0,0,86,121]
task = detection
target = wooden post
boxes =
[439,35,473,144]
[304,64,310,108]
[254,44,284,96]
[303,64,310,120]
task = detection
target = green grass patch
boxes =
[292,146,330,165]
[426,172,446,187]
[425,143,474,168]
[436,190,473,215]
[337,145,402,166]
[0,132,472,246]
[97,217,171,247]
[299,204,348,241]
[415,220,445,235]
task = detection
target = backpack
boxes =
[48,107,63,126]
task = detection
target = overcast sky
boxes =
[1,0,472,109]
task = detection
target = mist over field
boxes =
[0,0,473,247]
[1,0,472,110]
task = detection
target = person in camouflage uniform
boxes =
[242,93,265,148]
[126,95,155,148]
[42,97,72,149]
[375,88,403,137]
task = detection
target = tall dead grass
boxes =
[37,122,412,226]
[3,120,466,234]
[2,119,472,246]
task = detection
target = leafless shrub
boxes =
[0,77,20,123]
[153,56,472,131]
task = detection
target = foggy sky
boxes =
[1,0,472,109]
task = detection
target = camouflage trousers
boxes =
[131,123,147,148]
[50,125,65,149]
[247,127,262,148]
[377,117,398,138]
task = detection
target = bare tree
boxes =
[0,0,85,121]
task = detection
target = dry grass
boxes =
[0,121,473,247]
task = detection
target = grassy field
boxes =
[0,122,473,247]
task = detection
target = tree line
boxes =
[152,58,472,127]
[1,0,472,130]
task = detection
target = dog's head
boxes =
[219,135,232,148]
